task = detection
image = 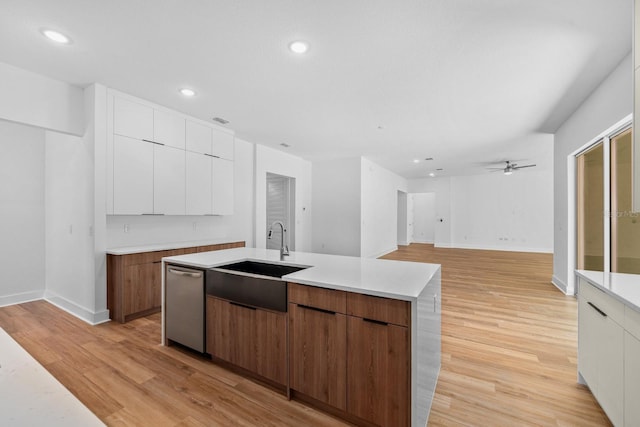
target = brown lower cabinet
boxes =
[289,302,347,410]
[288,283,410,427]
[107,241,244,322]
[206,296,287,386]
[347,316,409,427]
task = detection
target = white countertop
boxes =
[0,328,105,426]
[106,238,243,255]
[576,270,640,312]
[163,248,440,301]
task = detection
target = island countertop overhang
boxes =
[162,247,440,301]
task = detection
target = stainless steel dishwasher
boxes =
[165,264,205,353]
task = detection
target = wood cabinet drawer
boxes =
[347,293,410,327]
[579,279,625,325]
[288,283,346,314]
[122,249,177,266]
[626,306,640,340]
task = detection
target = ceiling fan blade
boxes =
[489,169,504,173]
[513,164,536,169]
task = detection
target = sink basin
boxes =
[206,261,309,312]
[213,260,308,278]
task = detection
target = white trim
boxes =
[412,238,435,244]
[449,243,553,254]
[0,290,45,308]
[603,136,611,274]
[370,246,399,258]
[44,291,110,325]
[551,275,569,294]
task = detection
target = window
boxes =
[577,126,640,274]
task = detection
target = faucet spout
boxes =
[268,221,290,260]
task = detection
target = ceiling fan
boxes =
[487,160,536,175]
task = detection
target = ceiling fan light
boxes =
[504,170,513,175]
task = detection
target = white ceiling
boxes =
[0,0,632,178]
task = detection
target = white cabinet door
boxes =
[597,315,624,427]
[212,128,234,160]
[212,157,234,215]
[186,151,212,215]
[186,120,212,154]
[154,109,185,149]
[113,135,154,214]
[153,145,185,215]
[113,97,153,141]
[625,331,640,427]
[578,294,599,389]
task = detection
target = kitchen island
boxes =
[162,248,441,427]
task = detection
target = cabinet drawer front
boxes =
[626,306,640,340]
[347,293,410,327]
[579,279,624,325]
[124,250,176,266]
[288,283,346,314]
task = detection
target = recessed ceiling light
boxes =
[179,88,196,97]
[429,172,436,177]
[41,29,71,44]
[289,41,309,54]
[413,159,420,164]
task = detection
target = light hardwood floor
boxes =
[0,244,610,426]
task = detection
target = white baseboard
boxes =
[44,291,110,325]
[370,246,399,258]
[412,238,434,244]
[434,243,452,248]
[551,275,571,295]
[0,290,45,308]
[449,243,553,254]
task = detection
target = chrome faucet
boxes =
[268,221,289,260]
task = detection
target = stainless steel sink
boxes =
[206,261,309,312]
[213,260,308,278]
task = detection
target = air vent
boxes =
[436,168,443,171]
[212,117,229,125]
[280,143,290,148]
[425,157,434,161]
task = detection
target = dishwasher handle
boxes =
[167,268,202,279]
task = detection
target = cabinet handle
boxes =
[167,268,202,278]
[230,302,256,311]
[152,261,161,264]
[142,139,165,146]
[142,213,165,216]
[298,304,335,315]
[587,301,607,317]
[363,318,388,326]
[433,294,437,312]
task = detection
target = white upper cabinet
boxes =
[113,97,153,141]
[212,128,234,160]
[154,109,185,149]
[186,120,213,154]
[153,145,186,215]
[213,158,234,215]
[186,151,213,215]
[113,135,154,215]
[108,90,234,216]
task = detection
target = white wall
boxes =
[553,53,632,294]
[361,157,408,258]
[412,193,436,244]
[409,165,553,253]
[397,191,408,246]
[0,61,84,135]
[311,158,361,256]
[0,120,46,306]
[255,144,312,252]
[449,171,553,252]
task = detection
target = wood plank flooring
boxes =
[382,244,610,427]
[0,244,611,426]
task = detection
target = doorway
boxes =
[412,193,436,243]
[266,173,295,251]
[397,191,408,246]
